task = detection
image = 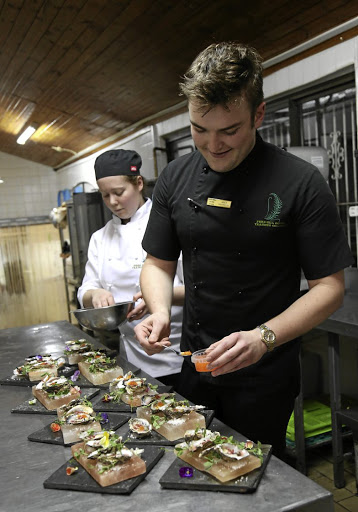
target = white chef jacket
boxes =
[77,198,184,377]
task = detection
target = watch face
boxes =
[264,330,276,342]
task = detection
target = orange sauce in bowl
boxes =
[194,359,220,373]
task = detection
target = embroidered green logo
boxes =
[265,193,282,221]
[255,193,286,228]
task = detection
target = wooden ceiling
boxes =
[0,0,357,170]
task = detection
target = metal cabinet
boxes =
[61,191,111,320]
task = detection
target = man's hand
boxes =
[134,312,171,356]
[91,289,116,308]
[206,329,267,376]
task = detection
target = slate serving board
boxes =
[1,353,138,388]
[0,364,76,387]
[11,388,100,415]
[43,445,164,495]
[159,418,272,493]
[68,356,141,389]
[90,385,173,412]
[65,348,118,365]
[123,409,215,446]
[28,412,131,446]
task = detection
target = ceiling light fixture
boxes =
[16,125,38,145]
[51,146,78,156]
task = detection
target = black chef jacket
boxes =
[142,134,354,387]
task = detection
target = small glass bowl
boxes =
[191,349,219,373]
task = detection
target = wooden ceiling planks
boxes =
[0,0,356,168]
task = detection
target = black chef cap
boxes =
[94,149,142,180]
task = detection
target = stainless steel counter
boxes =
[0,321,334,512]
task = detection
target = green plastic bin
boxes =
[286,399,332,442]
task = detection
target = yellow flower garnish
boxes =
[99,431,110,448]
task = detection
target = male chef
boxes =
[134,42,354,459]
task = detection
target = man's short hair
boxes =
[179,42,264,119]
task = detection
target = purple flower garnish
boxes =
[100,413,109,424]
[65,346,70,352]
[71,370,80,382]
[179,466,193,478]
[36,355,43,360]
[102,394,112,402]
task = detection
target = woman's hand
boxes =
[91,289,116,308]
[127,291,149,320]
[205,329,267,376]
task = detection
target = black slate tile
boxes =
[91,385,173,412]
[68,356,141,388]
[11,388,100,415]
[28,412,131,446]
[159,418,272,493]
[123,409,215,446]
[0,364,76,387]
[43,445,164,495]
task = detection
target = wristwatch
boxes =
[258,324,277,352]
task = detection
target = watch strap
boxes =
[258,324,276,352]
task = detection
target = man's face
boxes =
[189,97,265,173]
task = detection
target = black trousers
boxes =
[176,362,299,460]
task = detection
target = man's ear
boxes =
[254,102,266,129]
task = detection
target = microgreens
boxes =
[151,414,166,429]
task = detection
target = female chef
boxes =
[77,149,184,386]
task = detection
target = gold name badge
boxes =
[207,197,232,208]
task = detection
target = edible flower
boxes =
[179,467,193,478]
[99,430,110,449]
[28,398,37,405]
[35,355,43,360]
[100,413,109,424]
[71,370,80,382]
[50,422,61,432]
[66,466,78,476]
[102,393,112,402]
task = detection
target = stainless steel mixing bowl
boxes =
[71,301,134,331]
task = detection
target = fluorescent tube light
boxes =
[16,125,37,145]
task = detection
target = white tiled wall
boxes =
[0,152,57,219]
[263,37,357,98]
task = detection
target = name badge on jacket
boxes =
[207,198,232,208]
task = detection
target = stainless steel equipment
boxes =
[66,191,112,282]
[71,301,134,331]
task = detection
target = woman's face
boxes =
[97,175,144,221]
